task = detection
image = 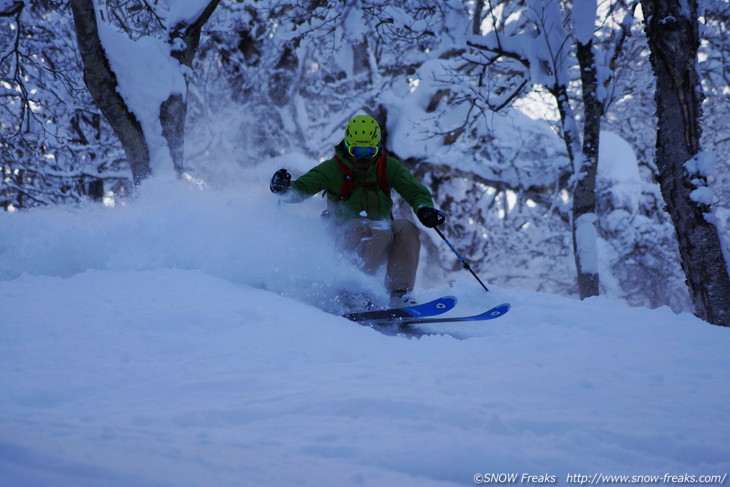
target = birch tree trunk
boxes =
[641,0,730,326]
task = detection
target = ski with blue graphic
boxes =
[343,296,457,322]
[400,302,510,326]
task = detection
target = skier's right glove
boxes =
[270,169,291,194]
[417,207,446,228]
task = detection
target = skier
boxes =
[269,114,446,307]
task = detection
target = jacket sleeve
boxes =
[388,157,434,212]
[283,160,337,202]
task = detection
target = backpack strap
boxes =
[375,151,389,194]
[332,152,389,202]
[333,155,355,201]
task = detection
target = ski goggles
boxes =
[348,145,379,159]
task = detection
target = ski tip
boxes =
[490,303,511,316]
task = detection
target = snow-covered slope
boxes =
[1,178,729,487]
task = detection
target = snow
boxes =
[690,186,715,206]
[572,0,597,44]
[684,152,717,206]
[385,58,567,188]
[526,0,572,87]
[685,151,716,179]
[2,174,729,487]
[574,212,598,273]
[598,131,643,212]
[167,0,212,28]
[342,3,366,43]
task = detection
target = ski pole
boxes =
[433,226,490,293]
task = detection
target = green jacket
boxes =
[288,142,434,221]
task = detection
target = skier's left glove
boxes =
[417,207,446,228]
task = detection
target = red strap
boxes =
[375,151,389,194]
[333,155,355,201]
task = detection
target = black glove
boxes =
[417,207,446,228]
[270,169,291,193]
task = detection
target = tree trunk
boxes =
[160,94,186,176]
[642,0,730,326]
[572,40,602,299]
[164,0,220,175]
[69,0,150,184]
[550,81,599,299]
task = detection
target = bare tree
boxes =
[641,0,730,326]
[1,0,124,209]
[463,0,638,299]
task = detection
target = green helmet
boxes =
[345,115,381,148]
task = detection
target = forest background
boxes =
[2,0,729,323]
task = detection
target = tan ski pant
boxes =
[336,218,421,293]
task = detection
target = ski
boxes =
[401,302,511,326]
[342,296,457,322]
